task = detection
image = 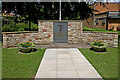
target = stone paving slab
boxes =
[35,48,103,80]
[36,44,91,49]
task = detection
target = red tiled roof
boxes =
[91,3,120,14]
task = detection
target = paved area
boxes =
[35,48,103,79]
[36,43,91,49]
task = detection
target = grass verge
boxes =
[79,48,118,80]
[2,48,46,78]
[118,31,120,80]
[0,43,1,80]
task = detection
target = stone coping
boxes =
[83,31,118,34]
[38,20,83,22]
[2,31,118,34]
[2,31,38,34]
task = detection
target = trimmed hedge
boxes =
[2,22,38,32]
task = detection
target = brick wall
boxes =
[84,3,120,31]
[83,17,93,28]
[108,18,120,31]
[84,13,107,29]
[95,13,107,29]
[95,18,106,30]
[91,3,120,14]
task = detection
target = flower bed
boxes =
[17,41,35,53]
[90,40,108,52]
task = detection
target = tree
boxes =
[61,2,93,20]
[2,2,104,30]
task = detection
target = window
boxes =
[102,19,106,26]
[96,19,99,25]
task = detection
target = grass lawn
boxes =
[2,48,46,78]
[79,48,118,80]
[83,27,118,32]
[118,31,119,48]
[0,43,1,80]
[118,31,120,79]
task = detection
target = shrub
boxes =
[16,23,28,29]
[31,22,38,31]
[2,22,38,32]
[18,27,25,31]
[2,25,12,32]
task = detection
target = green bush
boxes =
[31,22,38,31]
[2,22,38,32]
[2,16,38,31]
[16,23,28,28]
[18,27,25,31]
[2,25,12,32]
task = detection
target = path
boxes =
[35,48,103,79]
[36,43,91,49]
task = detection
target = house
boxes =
[2,10,15,17]
[84,3,120,31]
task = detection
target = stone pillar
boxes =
[38,21,53,44]
[68,21,83,44]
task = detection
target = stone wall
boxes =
[38,20,83,44]
[3,31,118,48]
[3,32,39,48]
[81,32,118,47]
[68,21,82,43]
[2,20,118,48]
[38,21,53,44]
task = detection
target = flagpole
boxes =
[59,0,61,21]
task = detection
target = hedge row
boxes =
[2,22,38,32]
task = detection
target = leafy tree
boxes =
[3,2,108,30]
[61,2,92,20]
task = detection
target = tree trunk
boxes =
[29,18,31,31]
